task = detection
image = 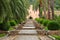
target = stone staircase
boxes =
[13,19,54,40]
[0,19,55,40]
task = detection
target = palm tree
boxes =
[0,0,29,31]
[50,0,54,19]
[43,0,47,18]
[47,0,51,19]
[39,0,43,18]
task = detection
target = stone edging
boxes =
[48,35,56,40]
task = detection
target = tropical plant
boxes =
[0,0,29,31]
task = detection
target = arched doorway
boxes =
[29,16,33,19]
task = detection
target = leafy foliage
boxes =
[0,0,29,31]
[35,18,60,30]
[35,18,44,24]
[47,21,60,30]
[54,0,60,10]
[0,22,10,31]
[54,15,60,26]
[52,35,60,40]
[43,20,50,26]
[35,18,41,23]
[10,20,16,26]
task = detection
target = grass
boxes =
[44,27,48,30]
[52,35,60,40]
[0,26,15,37]
[0,33,6,37]
[0,27,14,37]
[9,27,15,31]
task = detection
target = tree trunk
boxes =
[50,0,54,19]
[47,0,50,19]
[43,0,46,19]
[39,5,42,18]
[39,0,42,18]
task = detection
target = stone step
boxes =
[23,27,35,29]
[39,36,53,40]
[14,35,40,40]
[24,25,35,27]
[21,28,36,30]
[18,30,37,35]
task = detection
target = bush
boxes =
[39,19,44,24]
[42,20,50,26]
[56,16,60,25]
[35,18,44,24]
[0,33,6,37]
[35,18,41,23]
[42,16,45,19]
[0,22,10,31]
[52,35,60,40]
[15,20,19,24]
[10,20,16,26]
[47,21,60,30]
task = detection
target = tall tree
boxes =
[0,0,29,31]
[47,0,51,19]
[50,0,54,19]
[39,0,43,18]
[43,0,47,18]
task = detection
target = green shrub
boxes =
[39,19,44,24]
[42,16,45,19]
[15,20,19,24]
[0,22,10,31]
[47,21,60,30]
[56,17,60,25]
[9,27,14,31]
[35,18,44,24]
[42,20,50,26]
[0,33,6,37]
[52,35,60,40]
[10,20,16,26]
[35,18,40,23]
